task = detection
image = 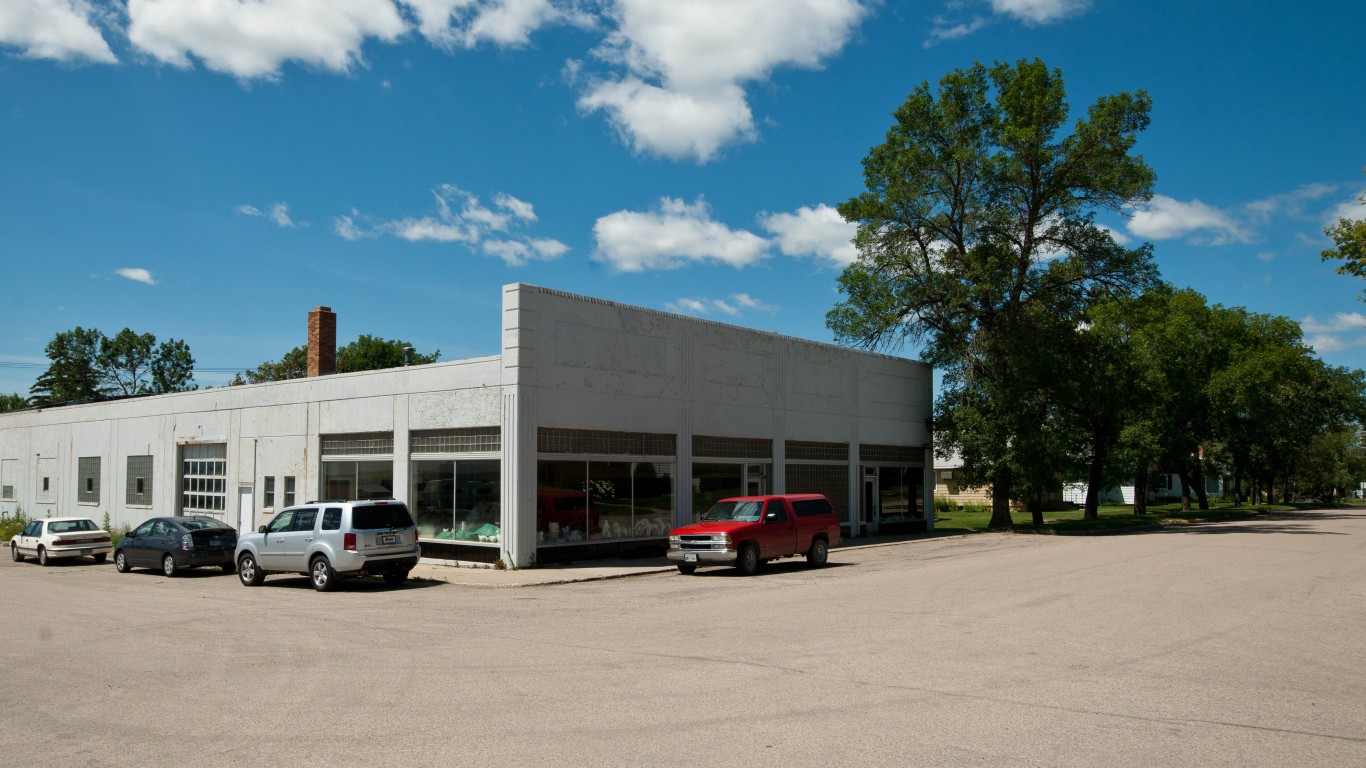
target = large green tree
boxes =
[28,327,196,405]
[0,393,27,412]
[1322,169,1366,300]
[828,58,1158,528]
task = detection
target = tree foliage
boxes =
[1321,168,1366,300]
[0,393,27,413]
[28,327,196,405]
[829,58,1158,528]
[233,336,439,385]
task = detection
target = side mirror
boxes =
[257,525,267,534]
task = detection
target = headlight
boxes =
[668,535,681,545]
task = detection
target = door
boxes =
[257,509,295,570]
[759,500,797,558]
[238,486,254,534]
[862,471,879,536]
[277,508,319,570]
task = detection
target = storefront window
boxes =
[877,466,924,522]
[691,462,771,522]
[412,460,500,543]
[537,460,673,544]
[322,460,393,500]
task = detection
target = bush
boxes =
[933,496,955,518]
[960,501,990,517]
[0,507,28,541]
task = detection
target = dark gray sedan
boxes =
[114,517,238,576]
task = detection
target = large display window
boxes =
[322,460,393,500]
[412,459,501,544]
[536,460,673,544]
[876,465,925,523]
[691,462,770,522]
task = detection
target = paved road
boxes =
[3,510,1364,767]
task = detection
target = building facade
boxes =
[0,284,933,567]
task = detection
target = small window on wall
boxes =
[1,458,16,501]
[126,455,154,506]
[284,476,296,507]
[264,476,276,508]
[77,457,101,504]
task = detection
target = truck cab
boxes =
[667,494,841,575]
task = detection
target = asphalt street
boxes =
[3,509,1364,767]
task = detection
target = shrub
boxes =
[0,506,28,541]
[960,501,990,517]
[932,496,955,518]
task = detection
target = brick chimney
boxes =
[307,306,336,377]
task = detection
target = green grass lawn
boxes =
[931,498,1362,534]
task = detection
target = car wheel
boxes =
[238,554,266,586]
[93,553,107,564]
[382,568,409,586]
[10,543,22,563]
[162,554,179,577]
[806,538,829,567]
[736,543,759,576]
[38,546,49,567]
[114,550,131,573]
[676,563,697,575]
[310,556,338,592]
[220,563,236,574]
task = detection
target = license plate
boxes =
[378,534,397,545]
[209,538,222,548]
[80,548,92,555]
[684,553,697,562]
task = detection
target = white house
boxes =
[0,284,934,567]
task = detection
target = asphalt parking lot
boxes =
[3,509,1365,768]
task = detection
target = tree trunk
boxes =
[1191,457,1210,511]
[1133,471,1148,516]
[1231,470,1241,507]
[1176,464,1193,513]
[988,467,1014,529]
[1084,440,1105,521]
[1028,491,1044,526]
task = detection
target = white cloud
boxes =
[0,0,116,64]
[666,292,777,317]
[1127,194,1251,245]
[1245,182,1338,222]
[126,0,407,80]
[593,196,771,272]
[337,184,566,265]
[238,201,298,227]
[1300,313,1366,335]
[578,0,866,162]
[115,268,156,285]
[406,0,589,50]
[990,0,1089,25]
[925,0,1088,46]
[1323,187,1366,225]
[760,204,857,267]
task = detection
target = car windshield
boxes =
[179,518,232,531]
[702,501,765,523]
[49,519,98,534]
[351,503,414,531]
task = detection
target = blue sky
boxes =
[2,0,1364,395]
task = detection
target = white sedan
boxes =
[10,517,112,566]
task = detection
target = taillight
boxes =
[344,532,357,551]
[181,534,193,551]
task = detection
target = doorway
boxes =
[237,486,254,533]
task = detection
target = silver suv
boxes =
[234,499,421,591]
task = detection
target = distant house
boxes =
[1062,473,1226,506]
[932,452,992,506]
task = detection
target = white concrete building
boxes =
[0,284,933,567]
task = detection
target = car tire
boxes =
[114,550,131,573]
[238,554,266,586]
[382,568,409,586]
[676,563,697,575]
[38,546,49,567]
[310,556,338,592]
[220,563,236,574]
[736,543,759,576]
[806,538,829,568]
[93,553,107,564]
[10,543,22,563]
[162,554,178,577]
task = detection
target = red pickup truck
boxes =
[667,494,841,575]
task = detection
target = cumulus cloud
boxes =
[115,268,156,285]
[759,204,857,267]
[578,0,867,162]
[336,184,566,266]
[406,0,591,50]
[592,196,771,272]
[1126,194,1251,245]
[666,292,777,317]
[1323,187,1366,225]
[126,0,407,80]
[990,0,1090,25]
[0,0,116,63]
[1301,313,1366,335]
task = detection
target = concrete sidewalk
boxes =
[408,530,947,587]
